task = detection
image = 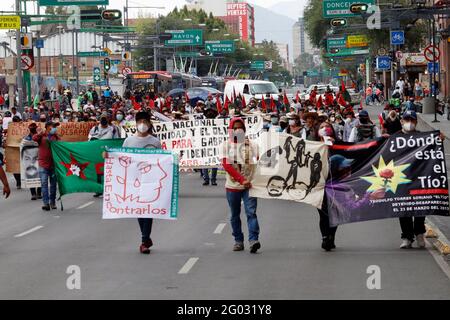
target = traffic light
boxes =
[199,49,212,56]
[330,19,347,27]
[122,51,131,61]
[104,58,111,71]
[101,10,122,21]
[350,3,369,13]
[329,48,340,54]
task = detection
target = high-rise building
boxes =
[275,43,290,71]
[292,17,314,60]
[187,0,255,46]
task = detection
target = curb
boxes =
[425,223,450,256]
[417,114,450,142]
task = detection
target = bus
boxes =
[124,71,203,93]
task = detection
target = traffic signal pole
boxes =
[15,0,23,112]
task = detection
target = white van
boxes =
[223,80,279,102]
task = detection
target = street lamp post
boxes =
[57,25,63,78]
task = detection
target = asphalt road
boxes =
[0,171,450,299]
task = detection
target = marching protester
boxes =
[33,120,60,211]
[285,112,302,137]
[347,110,382,143]
[221,117,261,254]
[22,122,42,201]
[122,111,162,254]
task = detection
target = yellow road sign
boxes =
[347,35,368,48]
[0,16,20,30]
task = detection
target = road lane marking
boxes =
[14,226,44,238]
[178,257,199,274]
[214,223,226,234]
[77,201,95,210]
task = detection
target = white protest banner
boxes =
[102,148,179,220]
[20,141,41,189]
[120,115,263,168]
[250,131,329,208]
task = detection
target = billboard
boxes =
[227,2,249,41]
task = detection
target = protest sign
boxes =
[120,115,263,168]
[250,131,329,208]
[102,148,179,220]
[327,131,450,226]
[5,122,95,173]
[20,141,41,189]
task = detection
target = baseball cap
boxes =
[358,110,369,118]
[402,110,417,120]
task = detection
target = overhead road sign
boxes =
[323,0,375,18]
[77,51,108,57]
[325,48,369,57]
[205,40,235,53]
[347,34,368,48]
[38,0,109,5]
[327,36,347,49]
[0,15,20,29]
[164,29,203,46]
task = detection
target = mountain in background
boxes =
[267,1,306,21]
[253,5,296,62]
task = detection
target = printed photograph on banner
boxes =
[327,131,450,227]
[250,131,329,208]
[103,148,179,220]
[20,143,41,189]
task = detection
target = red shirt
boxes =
[32,133,60,169]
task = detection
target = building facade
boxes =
[275,43,290,71]
[292,17,314,60]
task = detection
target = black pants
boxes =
[318,208,338,238]
[138,218,153,243]
[13,173,21,187]
[399,217,426,241]
[30,187,42,196]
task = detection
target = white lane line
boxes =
[14,226,44,238]
[178,257,199,274]
[213,223,226,234]
[77,201,95,210]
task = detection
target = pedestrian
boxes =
[0,151,11,198]
[285,112,302,137]
[301,111,319,141]
[122,111,162,254]
[33,121,60,211]
[221,117,261,253]
[348,110,381,142]
[414,79,423,100]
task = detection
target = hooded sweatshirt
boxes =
[220,117,258,192]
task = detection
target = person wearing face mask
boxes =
[285,113,302,137]
[32,121,60,211]
[348,110,381,143]
[115,110,126,127]
[300,111,319,141]
[89,113,120,141]
[221,117,261,254]
[121,111,161,254]
[397,111,425,248]
[343,111,358,142]
[331,114,344,142]
[318,122,336,145]
[279,116,288,132]
[262,114,272,131]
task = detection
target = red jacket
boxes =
[32,132,60,169]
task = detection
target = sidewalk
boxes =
[417,113,450,258]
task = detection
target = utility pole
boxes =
[15,0,23,112]
[154,19,159,71]
[36,4,41,94]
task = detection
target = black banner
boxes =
[327,131,450,227]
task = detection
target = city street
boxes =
[1,170,450,299]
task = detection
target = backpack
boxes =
[356,124,375,142]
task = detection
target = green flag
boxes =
[51,139,124,196]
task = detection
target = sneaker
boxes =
[249,240,261,254]
[50,203,57,210]
[233,242,244,251]
[400,239,413,249]
[321,236,333,251]
[31,195,37,201]
[211,181,217,186]
[42,204,50,211]
[139,244,150,254]
[203,181,210,186]
[416,234,426,248]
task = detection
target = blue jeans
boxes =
[226,190,259,243]
[138,218,153,243]
[39,167,57,205]
[202,168,217,182]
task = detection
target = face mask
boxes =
[116,114,124,121]
[49,128,57,135]
[233,128,245,141]
[402,122,415,132]
[100,118,108,126]
[137,123,149,133]
[345,118,351,124]
[271,118,279,125]
[289,120,296,126]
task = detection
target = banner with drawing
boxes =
[120,115,263,168]
[102,148,179,220]
[250,131,329,208]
